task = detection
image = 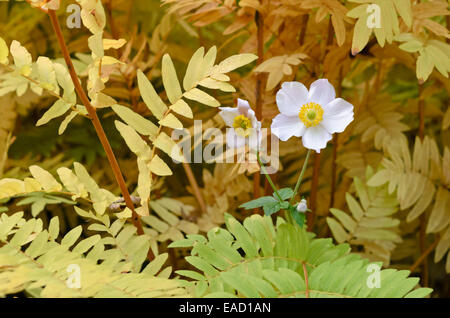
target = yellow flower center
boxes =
[299,102,324,127]
[233,114,253,137]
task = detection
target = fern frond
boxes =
[169,213,430,298]
[367,136,450,272]
[0,211,190,297]
[327,167,401,264]
[354,94,409,151]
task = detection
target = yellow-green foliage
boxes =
[0,0,448,298]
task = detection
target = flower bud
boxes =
[296,199,307,213]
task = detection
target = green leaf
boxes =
[73,235,101,254]
[263,201,281,216]
[61,225,82,247]
[239,196,277,209]
[48,216,59,240]
[143,253,169,276]
[290,208,306,228]
[9,219,36,247]
[277,188,294,200]
[404,288,433,298]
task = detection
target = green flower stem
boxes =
[289,149,312,206]
[256,152,283,202]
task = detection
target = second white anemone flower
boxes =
[271,79,354,152]
[219,99,262,149]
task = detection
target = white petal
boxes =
[321,98,354,134]
[226,128,246,148]
[321,113,354,134]
[246,108,260,129]
[307,79,335,106]
[302,125,332,152]
[322,98,354,117]
[237,98,251,112]
[271,114,306,141]
[219,107,240,127]
[276,82,308,116]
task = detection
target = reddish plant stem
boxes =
[409,237,439,273]
[329,135,338,206]
[105,0,119,39]
[326,17,334,47]
[418,85,425,141]
[105,0,123,58]
[298,14,309,46]
[303,262,310,298]
[182,162,207,215]
[47,10,146,238]
[307,16,335,230]
[253,10,265,213]
[153,107,207,216]
[447,16,450,44]
[328,68,343,212]
[418,83,428,286]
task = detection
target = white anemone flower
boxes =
[271,79,354,152]
[219,99,262,149]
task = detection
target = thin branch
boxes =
[253,10,265,213]
[257,152,283,202]
[182,162,207,215]
[409,237,439,274]
[298,14,309,46]
[328,67,343,212]
[46,10,146,239]
[418,82,428,285]
[290,149,312,206]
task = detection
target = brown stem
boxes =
[329,135,338,208]
[326,17,334,46]
[105,0,123,58]
[255,8,264,131]
[47,10,146,238]
[253,10,265,213]
[182,162,207,215]
[447,16,450,44]
[151,107,207,215]
[303,262,310,298]
[418,82,428,285]
[409,237,439,274]
[418,84,425,140]
[328,69,343,212]
[307,152,321,230]
[298,14,309,46]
